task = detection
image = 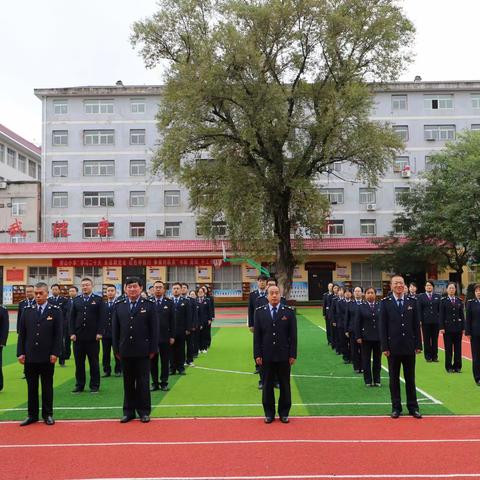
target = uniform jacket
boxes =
[206,294,215,320]
[48,295,69,320]
[466,299,480,336]
[183,296,198,329]
[417,292,441,325]
[17,303,63,363]
[439,296,465,333]
[344,300,361,333]
[327,295,338,323]
[112,297,159,357]
[354,301,381,342]
[69,294,106,341]
[152,296,175,343]
[0,306,9,347]
[103,298,117,339]
[334,298,348,329]
[171,296,193,335]
[253,304,297,362]
[197,297,212,329]
[248,290,267,328]
[17,298,35,333]
[322,291,333,319]
[379,295,422,355]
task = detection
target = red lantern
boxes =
[52,220,70,238]
[97,218,111,237]
[7,219,26,238]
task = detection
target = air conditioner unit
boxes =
[0,182,7,189]
[426,137,436,141]
[393,165,402,173]
[366,203,376,211]
[401,170,411,178]
[156,229,165,237]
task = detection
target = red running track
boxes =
[2,416,480,479]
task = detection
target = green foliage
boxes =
[131,0,414,292]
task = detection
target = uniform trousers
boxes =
[170,334,186,373]
[443,331,462,371]
[470,335,480,383]
[73,340,100,390]
[102,338,122,375]
[25,362,54,419]
[262,361,291,418]
[361,340,381,385]
[121,356,151,417]
[387,354,418,413]
[150,343,170,387]
[422,323,439,361]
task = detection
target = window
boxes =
[424,125,456,141]
[360,219,376,236]
[424,94,453,110]
[130,159,146,176]
[7,148,16,167]
[28,159,36,178]
[164,190,180,207]
[323,188,344,205]
[130,222,146,238]
[167,266,196,285]
[82,222,114,239]
[84,99,114,114]
[165,222,181,237]
[53,100,68,114]
[326,220,344,236]
[472,124,480,131]
[351,263,382,290]
[28,267,57,287]
[17,154,27,173]
[83,191,114,207]
[392,94,407,111]
[333,161,342,172]
[393,125,409,142]
[131,98,146,113]
[37,165,41,180]
[472,94,480,109]
[395,187,410,205]
[52,161,68,177]
[130,129,146,145]
[359,188,376,204]
[393,156,410,172]
[52,130,68,146]
[213,265,242,292]
[212,221,227,237]
[0,144,4,162]
[11,198,26,216]
[52,192,68,208]
[424,156,434,171]
[393,220,406,236]
[11,234,26,243]
[74,267,102,293]
[83,160,115,176]
[83,130,115,145]
[130,191,145,207]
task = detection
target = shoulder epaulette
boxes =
[255,305,264,310]
[381,296,391,301]
[285,305,294,310]
[468,298,474,302]
[50,304,60,309]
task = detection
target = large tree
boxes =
[131,0,414,295]
[375,131,480,291]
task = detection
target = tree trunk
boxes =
[457,266,465,295]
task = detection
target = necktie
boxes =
[428,294,432,300]
[450,297,455,304]
[130,301,136,312]
[272,306,277,320]
[37,306,42,317]
[397,299,403,310]
[84,295,89,302]
[157,299,161,306]
[108,302,112,309]
[174,298,178,306]
[370,303,374,310]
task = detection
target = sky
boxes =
[0,0,478,145]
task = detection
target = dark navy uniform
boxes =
[185,296,198,364]
[322,291,334,345]
[0,306,9,391]
[198,296,213,352]
[49,295,70,365]
[379,295,422,414]
[345,300,362,372]
[328,295,339,351]
[254,303,297,419]
[205,292,215,348]
[151,296,174,389]
[170,296,192,374]
[355,301,381,386]
[69,293,106,391]
[102,298,122,376]
[334,298,349,361]
[417,292,441,362]
[466,298,480,383]
[112,296,159,418]
[17,303,63,420]
[248,290,267,373]
[17,298,35,333]
[439,296,465,372]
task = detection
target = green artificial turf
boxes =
[1,307,477,421]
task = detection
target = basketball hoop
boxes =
[212,258,223,268]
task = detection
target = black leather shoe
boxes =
[102,373,111,378]
[115,372,122,377]
[89,388,99,394]
[454,369,461,373]
[274,383,280,389]
[258,382,263,390]
[140,415,150,423]
[44,416,55,426]
[150,385,160,391]
[71,387,84,393]
[120,415,135,423]
[160,386,169,391]
[410,410,422,419]
[169,370,176,376]
[178,371,186,375]
[20,417,38,426]
[476,381,480,386]
[433,358,439,362]
[390,410,401,419]
[280,416,289,424]
[264,417,274,424]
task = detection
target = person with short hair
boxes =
[102,285,121,377]
[17,282,63,426]
[379,274,422,419]
[418,280,441,362]
[466,284,480,385]
[0,304,8,391]
[323,283,334,346]
[113,276,159,423]
[346,286,364,373]
[170,282,192,375]
[408,282,418,299]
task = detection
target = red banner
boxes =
[52,258,226,267]
[6,269,24,282]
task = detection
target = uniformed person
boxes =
[170,282,192,375]
[17,282,63,426]
[418,281,441,362]
[17,285,36,333]
[102,285,122,377]
[197,286,213,353]
[327,284,339,351]
[49,284,69,366]
[466,284,480,385]
[439,282,465,373]
[254,285,297,424]
[335,287,350,362]
[408,282,418,299]
[0,304,8,391]
[355,287,382,387]
[330,286,344,355]
[150,280,175,391]
[112,276,159,423]
[322,283,334,346]
[69,277,106,393]
[248,274,269,375]
[203,284,215,349]
[181,283,197,367]
[346,286,363,373]
[379,274,422,419]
